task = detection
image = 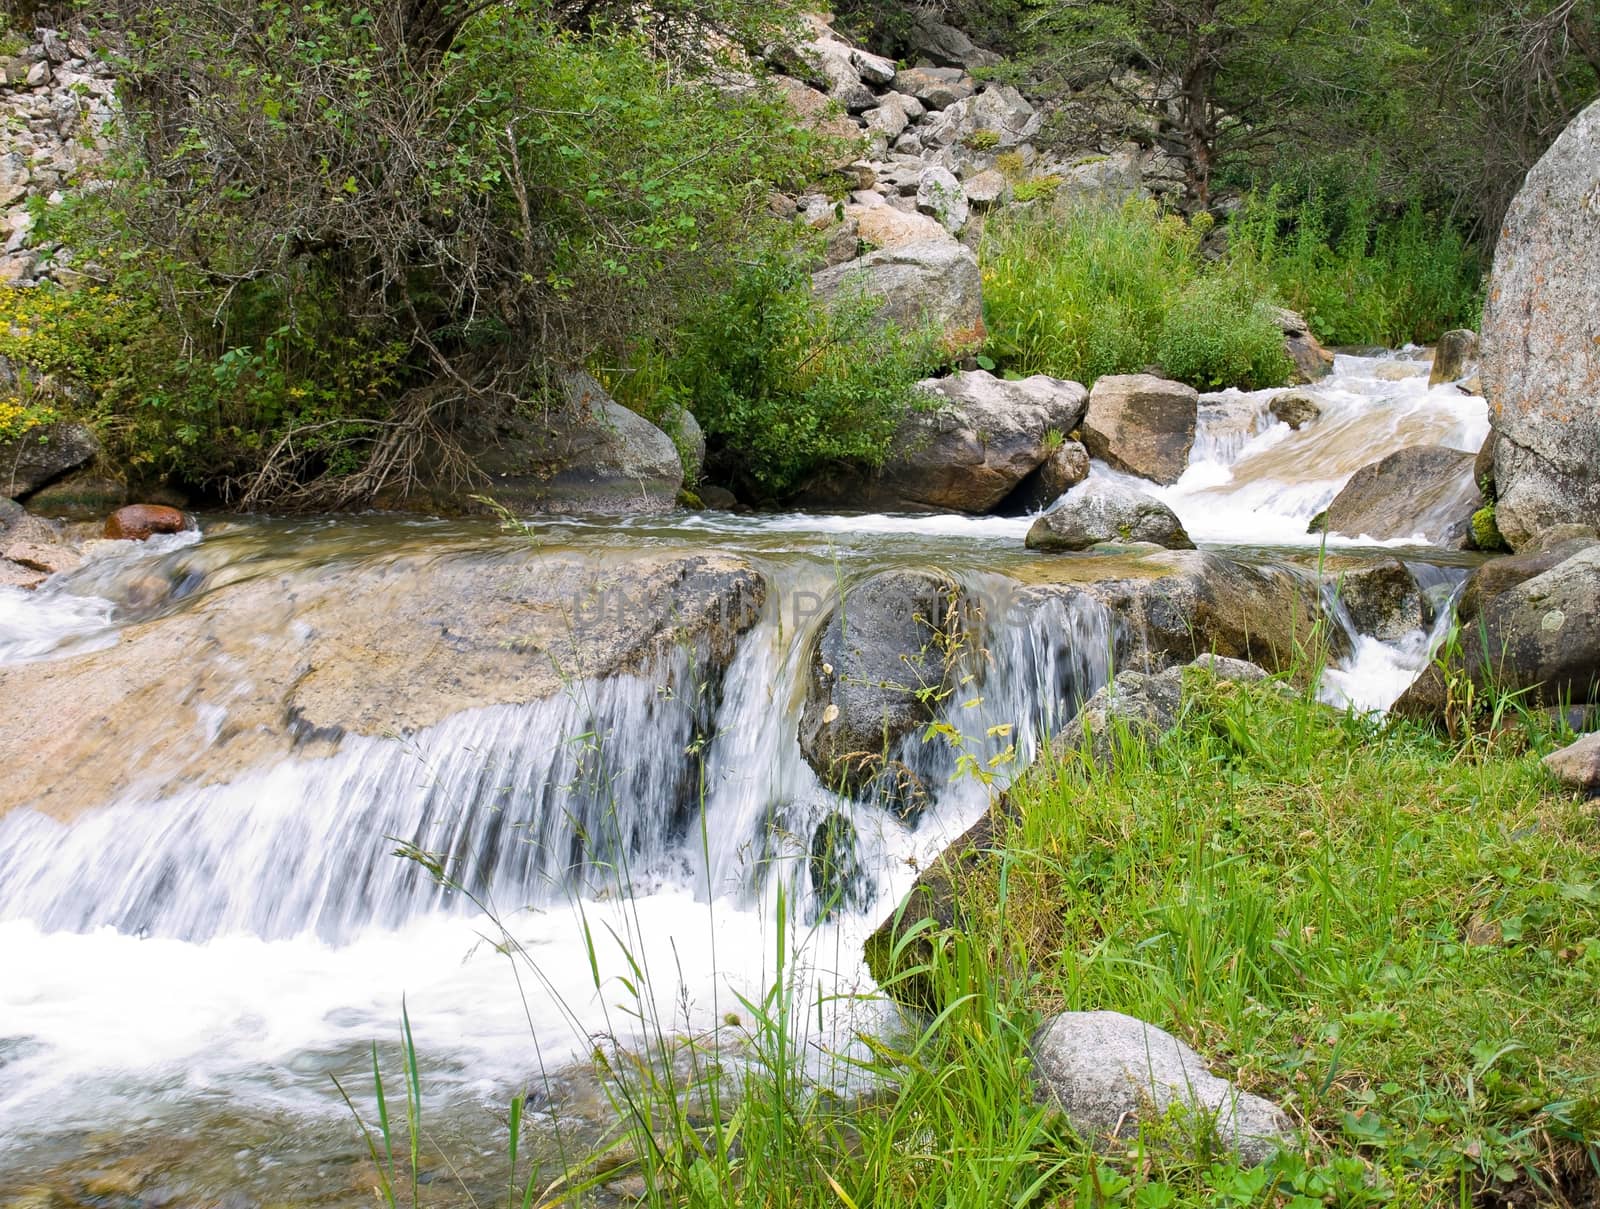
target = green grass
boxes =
[353,677,1600,1208]
[980,201,1291,391]
[1229,182,1483,348]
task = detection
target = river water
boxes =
[0,352,1486,1201]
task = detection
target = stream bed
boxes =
[0,352,1488,1203]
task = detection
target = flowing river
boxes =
[0,352,1487,1203]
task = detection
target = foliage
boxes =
[642,253,940,500]
[41,0,833,505]
[981,200,1292,389]
[1154,272,1290,390]
[1229,175,1483,347]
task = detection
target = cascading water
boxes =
[0,351,1486,1191]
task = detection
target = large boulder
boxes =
[1030,1012,1293,1165]
[767,77,863,168]
[1012,549,1348,675]
[0,545,766,819]
[798,569,970,795]
[1321,446,1479,547]
[1025,479,1193,552]
[1457,532,1599,622]
[1080,374,1198,485]
[433,371,683,514]
[915,166,969,233]
[811,239,984,356]
[845,201,951,252]
[0,420,99,500]
[890,66,974,111]
[799,371,1087,513]
[1481,100,1600,548]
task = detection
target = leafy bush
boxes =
[1156,273,1292,390]
[982,201,1293,390]
[1230,174,1483,346]
[44,1,834,505]
[649,253,939,499]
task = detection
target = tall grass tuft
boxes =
[980,201,1291,390]
[1229,175,1483,347]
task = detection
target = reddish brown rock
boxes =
[104,504,191,541]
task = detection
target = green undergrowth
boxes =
[981,678,1600,1205]
[1229,178,1483,348]
[980,201,1292,391]
[351,677,1600,1208]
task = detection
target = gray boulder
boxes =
[1013,549,1348,674]
[447,371,683,514]
[1047,148,1147,211]
[1458,532,1598,622]
[903,13,1002,69]
[1322,446,1479,547]
[811,239,984,355]
[799,570,970,795]
[1,420,99,500]
[799,371,1088,513]
[1026,479,1193,552]
[922,85,1040,151]
[891,66,974,110]
[1481,100,1600,548]
[1399,545,1600,718]
[1081,374,1199,485]
[915,166,969,233]
[1544,732,1600,793]
[1325,559,1429,641]
[1429,329,1479,387]
[1030,1012,1294,1166]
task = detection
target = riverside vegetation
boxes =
[0,0,1543,508]
[350,661,1600,1208]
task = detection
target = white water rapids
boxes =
[0,352,1486,1188]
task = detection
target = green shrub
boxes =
[981,200,1293,391]
[1156,273,1292,390]
[1009,174,1062,203]
[1229,174,1483,347]
[965,128,1002,151]
[650,253,939,499]
[45,3,833,505]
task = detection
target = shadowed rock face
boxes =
[0,547,766,819]
[798,568,970,795]
[1482,100,1600,548]
[798,371,1087,513]
[1322,445,1478,547]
